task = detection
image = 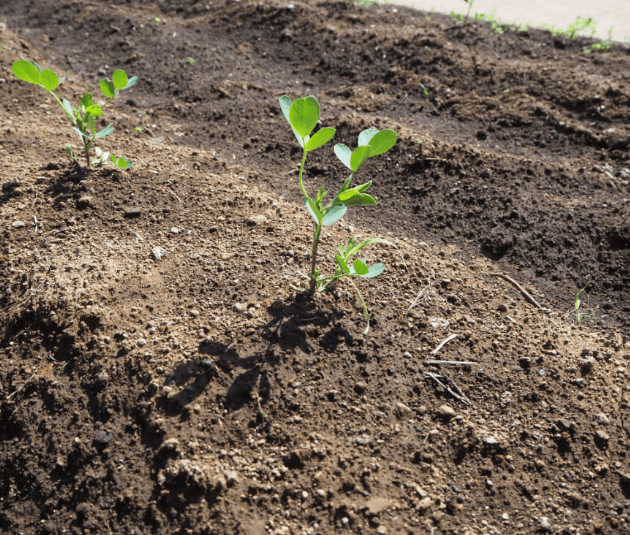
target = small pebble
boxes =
[233,303,247,314]
[437,404,455,420]
[540,517,551,531]
[170,227,179,234]
[151,247,167,260]
[596,413,611,426]
[12,220,26,228]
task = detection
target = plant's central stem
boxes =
[309,223,322,295]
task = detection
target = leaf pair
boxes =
[334,128,397,172]
[100,69,137,98]
[12,59,60,91]
[334,237,394,280]
[279,95,336,151]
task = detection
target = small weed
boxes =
[181,57,195,66]
[280,95,400,332]
[543,16,597,40]
[12,59,136,168]
[566,280,600,325]
[154,17,162,27]
[583,28,614,54]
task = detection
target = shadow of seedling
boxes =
[160,346,227,417]
[43,165,119,208]
[260,295,345,355]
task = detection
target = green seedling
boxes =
[567,280,599,325]
[154,17,162,27]
[463,0,475,24]
[12,59,136,168]
[543,16,596,40]
[280,94,400,332]
[181,57,195,66]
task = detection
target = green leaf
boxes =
[12,60,41,84]
[86,104,102,118]
[289,96,319,138]
[305,127,336,152]
[364,263,385,278]
[80,93,93,108]
[279,95,292,124]
[358,128,378,147]
[367,129,397,157]
[111,155,133,170]
[40,69,59,91]
[304,196,321,224]
[355,180,372,193]
[100,78,116,98]
[335,254,350,274]
[62,99,76,122]
[352,259,369,276]
[322,204,346,226]
[112,69,129,90]
[350,146,371,172]
[95,123,114,139]
[123,75,137,90]
[334,144,352,170]
[339,189,377,207]
[73,127,91,139]
[87,114,96,136]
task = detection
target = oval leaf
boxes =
[80,93,93,108]
[335,254,350,274]
[367,129,397,157]
[339,190,377,207]
[12,60,40,85]
[352,259,369,276]
[305,127,336,152]
[334,144,352,170]
[289,96,319,138]
[364,263,385,278]
[87,114,96,136]
[100,78,116,98]
[123,75,137,90]
[356,180,372,193]
[86,104,102,118]
[279,95,292,124]
[304,196,321,224]
[40,69,59,91]
[358,128,378,147]
[112,69,129,90]
[62,98,76,122]
[322,204,347,226]
[350,145,371,172]
[95,123,114,139]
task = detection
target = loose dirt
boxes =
[1,1,629,534]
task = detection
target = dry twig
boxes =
[488,272,544,309]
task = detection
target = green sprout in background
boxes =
[567,280,599,325]
[280,95,400,332]
[11,60,136,169]
[181,57,195,66]
[542,16,597,40]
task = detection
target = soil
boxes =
[1,1,630,534]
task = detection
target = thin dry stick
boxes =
[431,334,458,355]
[427,360,477,366]
[408,280,437,313]
[425,372,472,406]
[488,272,543,309]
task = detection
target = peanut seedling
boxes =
[12,59,136,169]
[280,94,399,332]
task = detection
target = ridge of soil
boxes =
[1,1,629,534]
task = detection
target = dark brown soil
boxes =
[1,1,630,534]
